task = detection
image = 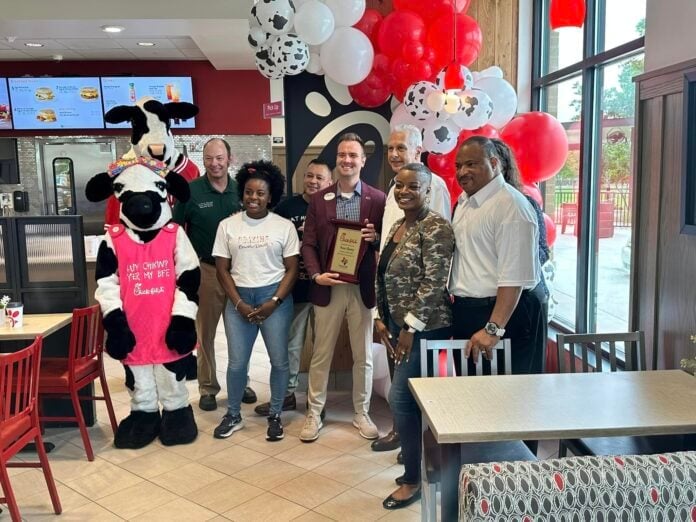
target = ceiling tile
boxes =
[0,50,32,60]
[20,49,86,60]
[10,39,68,50]
[76,49,137,59]
[169,37,199,50]
[128,47,186,59]
[61,39,125,50]
[181,48,206,59]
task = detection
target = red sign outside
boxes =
[263,101,284,119]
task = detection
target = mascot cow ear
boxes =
[166,171,191,203]
[164,102,199,121]
[85,172,114,202]
[104,104,139,124]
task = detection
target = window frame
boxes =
[531,0,645,334]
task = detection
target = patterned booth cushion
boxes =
[459,451,696,521]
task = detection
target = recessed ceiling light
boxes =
[24,42,44,47]
[101,25,124,33]
[137,42,155,47]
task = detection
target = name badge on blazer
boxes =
[324,192,336,201]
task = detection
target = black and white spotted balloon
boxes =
[452,89,494,130]
[253,0,296,36]
[404,81,438,121]
[255,46,285,80]
[422,119,459,154]
[270,33,310,76]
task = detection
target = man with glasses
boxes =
[299,133,386,442]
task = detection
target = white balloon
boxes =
[426,91,446,113]
[422,119,460,154]
[390,103,419,129]
[452,89,494,130]
[443,92,461,114]
[254,0,295,35]
[324,0,366,27]
[294,0,336,46]
[270,33,310,76]
[404,81,439,121]
[435,65,474,91]
[255,46,285,79]
[474,76,517,129]
[320,27,373,86]
[306,52,323,74]
[479,65,504,79]
[324,76,353,105]
[248,26,269,49]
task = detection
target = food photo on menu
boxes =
[8,77,104,129]
[0,79,12,129]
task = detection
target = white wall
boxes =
[645,0,696,72]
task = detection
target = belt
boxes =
[200,256,215,266]
[453,295,497,307]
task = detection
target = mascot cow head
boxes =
[104,97,199,167]
[85,157,190,232]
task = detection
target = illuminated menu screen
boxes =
[8,77,104,130]
[101,76,195,129]
[0,79,11,130]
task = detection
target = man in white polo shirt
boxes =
[449,136,545,375]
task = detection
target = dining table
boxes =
[409,369,696,521]
[0,313,72,342]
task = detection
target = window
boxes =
[532,0,645,333]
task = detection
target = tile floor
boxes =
[3,323,560,521]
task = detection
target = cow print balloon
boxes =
[452,89,494,130]
[248,26,270,49]
[255,46,285,80]
[270,33,310,76]
[404,81,439,121]
[253,0,296,36]
[422,118,459,154]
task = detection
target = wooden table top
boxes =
[0,313,72,341]
[409,370,696,444]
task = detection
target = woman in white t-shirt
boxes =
[212,160,299,442]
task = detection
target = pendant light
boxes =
[550,0,586,30]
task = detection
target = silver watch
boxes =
[484,321,505,337]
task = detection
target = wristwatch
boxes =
[271,296,283,306]
[402,323,417,334]
[484,321,505,337]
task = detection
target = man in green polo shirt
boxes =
[173,138,256,411]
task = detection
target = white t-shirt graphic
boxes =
[212,211,299,288]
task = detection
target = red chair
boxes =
[0,337,62,521]
[38,304,118,461]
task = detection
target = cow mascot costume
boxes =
[103,96,200,226]
[86,156,200,449]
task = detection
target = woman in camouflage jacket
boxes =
[375,163,454,511]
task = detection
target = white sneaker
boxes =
[299,413,323,442]
[353,413,379,439]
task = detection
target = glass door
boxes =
[53,157,75,215]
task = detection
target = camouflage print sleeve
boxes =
[404,217,455,330]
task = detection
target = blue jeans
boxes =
[387,319,451,485]
[287,302,312,394]
[223,283,292,417]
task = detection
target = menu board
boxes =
[0,79,11,130]
[8,77,104,130]
[102,76,195,129]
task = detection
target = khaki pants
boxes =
[196,262,226,396]
[308,284,374,416]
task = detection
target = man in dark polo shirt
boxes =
[172,138,256,411]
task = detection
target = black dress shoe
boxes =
[242,386,257,404]
[383,488,421,510]
[371,430,400,452]
[198,394,217,411]
[254,393,297,416]
[395,474,404,486]
[396,451,403,464]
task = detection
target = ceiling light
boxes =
[24,42,44,47]
[137,42,155,47]
[101,25,125,33]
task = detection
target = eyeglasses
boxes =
[337,152,363,160]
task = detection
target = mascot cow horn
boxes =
[86,156,201,449]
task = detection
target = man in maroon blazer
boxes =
[299,132,386,442]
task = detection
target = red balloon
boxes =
[354,8,383,47]
[349,71,391,108]
[543,213,557,247]
[456,125,500,147]
[402,40,425,63]
[500,112,569,185]
[394,0,473,21]
[522,183,543,207]
[427,152,455,177]
[373,53,391,75]
[427,13,482,69]
[377,11,426,58]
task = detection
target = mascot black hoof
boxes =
[185,354,197,381]
[159,405,198,446]
[114,410,161,449]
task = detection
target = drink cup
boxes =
[6,302,23,328]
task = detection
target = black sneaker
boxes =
[213,414,244,439]
[266,414,284,441]
[242,386,257,404]
[254,393,297,416]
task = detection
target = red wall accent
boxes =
[0,61,270,136]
